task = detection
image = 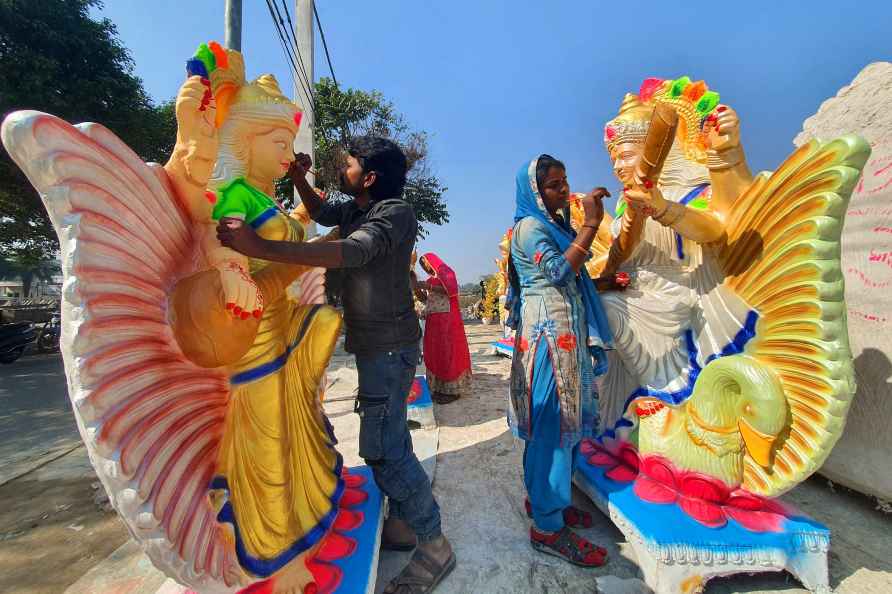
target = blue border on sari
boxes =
[600,309,758,440]
[674,183,710,260]
[210,454,345,577]
[250,206,279,230]
[230,305,322,386]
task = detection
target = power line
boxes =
[277,1,314,104]
[313,3,338,87]
[264,0,314,115]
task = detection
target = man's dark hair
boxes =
[535,154,565,189]
[348,136,408,200]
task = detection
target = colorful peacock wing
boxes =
[718,134,870,497]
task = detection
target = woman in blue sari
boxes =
[507,155,613,567]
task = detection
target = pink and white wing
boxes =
[1,111,239,592]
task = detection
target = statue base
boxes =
[491,338,514,358]
[574,455,831,594]
[407,376,436,429]
[328,465,385,594]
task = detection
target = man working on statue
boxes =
[216,136,455,594]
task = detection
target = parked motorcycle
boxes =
[0,321,37,364]
[36,312,61,353]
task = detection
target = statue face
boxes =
[611,141,643,187]
[248,127,295,184]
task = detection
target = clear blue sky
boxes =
[92,1,891,285]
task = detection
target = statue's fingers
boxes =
[232,281,247,318]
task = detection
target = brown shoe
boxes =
[382,516,417,552]
[383,535,456,593]
[432,392,459,404]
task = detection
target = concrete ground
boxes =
[1,325,891,593]
[0,352,81,486]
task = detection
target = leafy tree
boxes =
[279,77,449,238]
[0,0,176,280]
[0,255,59,298]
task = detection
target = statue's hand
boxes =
[624,182,668,218]
[173,76,218,182]
[707,105,741,151]
[215,261,264,320]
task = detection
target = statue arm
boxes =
[600,207,646,276]
[705,105,754,215]
[707,146,754,215]
[163,76,219,222]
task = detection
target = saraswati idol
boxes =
[573,77,869,593]
[1,43,376,594]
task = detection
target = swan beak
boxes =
[739,418,777,467]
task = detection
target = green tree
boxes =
[0,0,176,279]
[279,77,449,238]
[0,254,59,298]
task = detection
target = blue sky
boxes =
[92,1,891,284]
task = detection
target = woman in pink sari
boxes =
[418,253,473,403]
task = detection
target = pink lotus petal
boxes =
[605,463,638,483]
[579,439,597,456]
[725,507,786,533]
[588,451,617,467]
[618,446,641,472]
[634,475,677,504]
[679,496,727,528]
[640,456,677,488]
[679,473,730,503]
[726,492,765,511]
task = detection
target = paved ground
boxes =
[1,325,891,593]
[0,352,81,486]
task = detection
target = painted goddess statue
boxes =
[585,76,868,521]
[1,43,364,594]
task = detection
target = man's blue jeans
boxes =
[355,345,442,541]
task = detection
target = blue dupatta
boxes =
[506,158,613,375]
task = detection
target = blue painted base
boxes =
[574,456,831,594]
[332,466,384,594]
[491,339,514,358]
[407,376,436,428]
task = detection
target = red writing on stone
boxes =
[848,207,892,218]
[869,249,892,269]
[848,308,888,323]
[846,266,891,289]
[874,226,892,234]
[854,155,892,198]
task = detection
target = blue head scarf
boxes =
[506,157,613,375]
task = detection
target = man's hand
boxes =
[581,187,610,226]
[288,152,313,184]
[216,217,268,258]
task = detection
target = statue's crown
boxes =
[604,77,722,163]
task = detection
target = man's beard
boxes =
[338,171,360,197]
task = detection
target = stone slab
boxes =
[794,61,892,502]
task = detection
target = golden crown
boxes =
[603,77,722,163]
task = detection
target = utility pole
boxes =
[294,0,317,237]
[224,0,242,51]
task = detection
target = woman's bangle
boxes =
[568,241,589,256]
